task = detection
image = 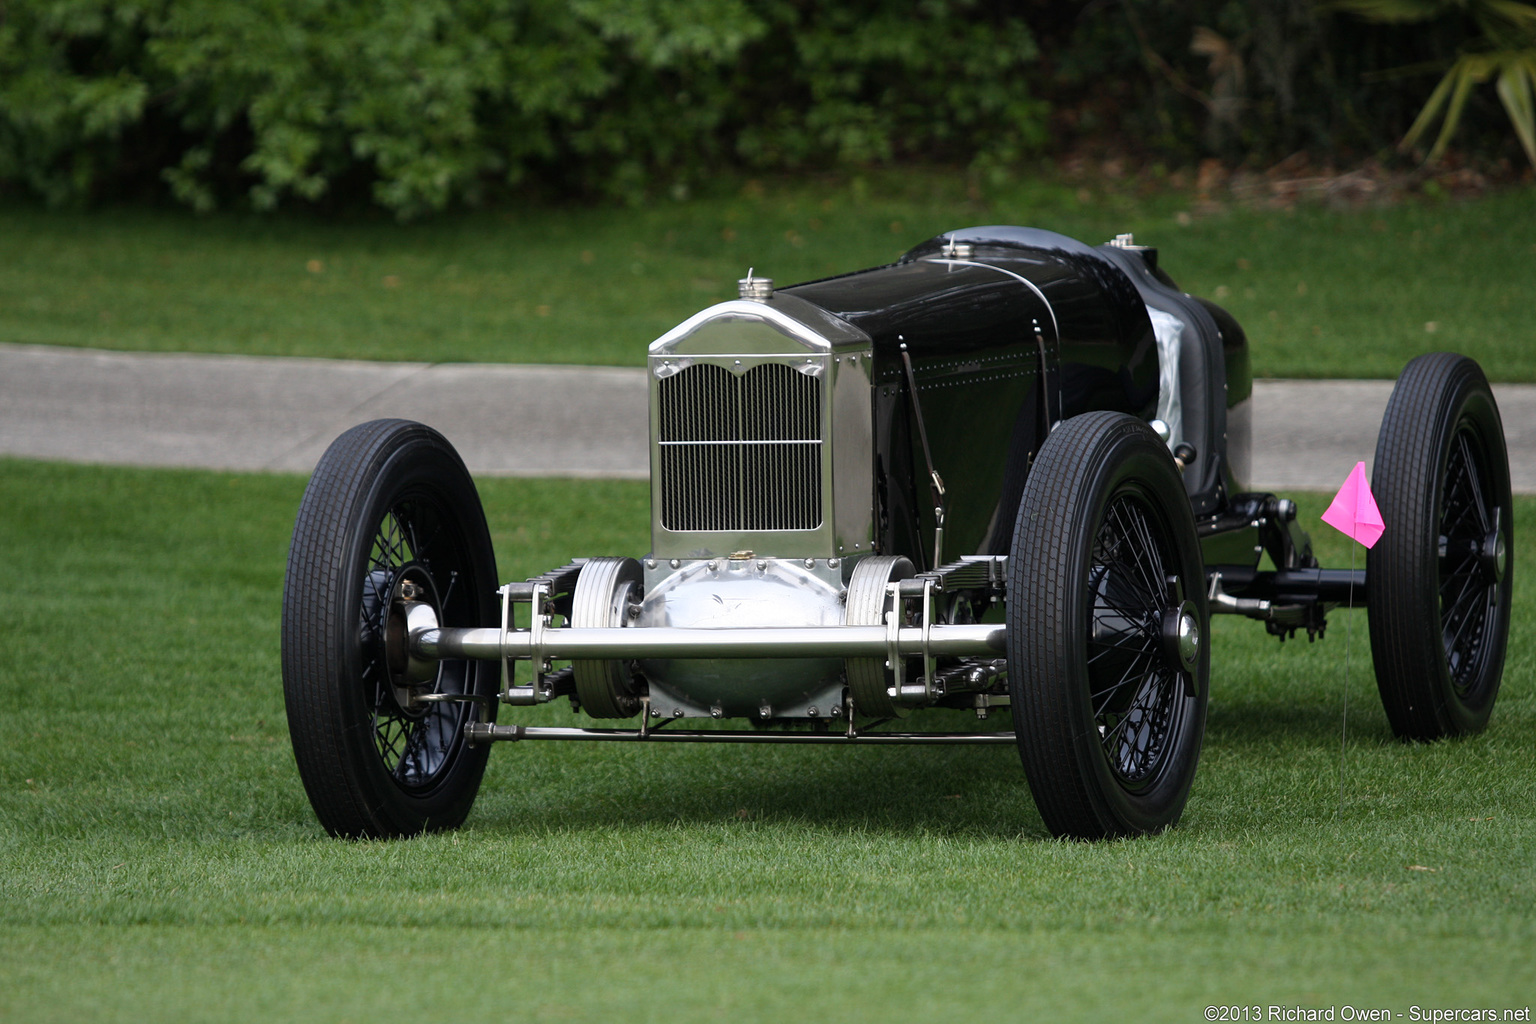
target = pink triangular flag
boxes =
[1321,461,1385,548]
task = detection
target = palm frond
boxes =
[1494,54,1536,164]
[1400,64,1463,153]
[1324,0,1460,23]
[1427,57,1489,161]
[1477,0,1536,38]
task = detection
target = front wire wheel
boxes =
[1008,412,1209,839]
[1368,353,1513,739]
[283,419,500,838]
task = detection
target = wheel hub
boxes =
[1482,528,1507,583]
[1161,601,1200,674]
[383,564,442,709]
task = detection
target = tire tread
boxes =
[1368,353,1510,740]
[281,419,496,838]
[1008,412,1209,839]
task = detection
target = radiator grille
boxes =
[658,362,823,532]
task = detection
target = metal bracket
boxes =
[1207,571,1272,618]
[900,342,948,571]
[919,576,936,700]
[885,576,941,704]
[499,580,555,705]
[529,580,549,695]
[497,582,515,698]
[1033,320,1058,435]
[416,691,496,725]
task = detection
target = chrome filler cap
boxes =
[738,268,774,301]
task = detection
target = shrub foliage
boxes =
[3,0,1526,217]
[0,0,1045,215]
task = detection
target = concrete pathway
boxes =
[3,342,1533,492]
[0,343,649,479]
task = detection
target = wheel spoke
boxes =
[1087,644,1155,700]
[1442,571,1483,623]
[355,498,474,788]
[1090,596,1159,639]
[1433,423,1500,694]
[1100,668,1177,779]
[1102,505,1161,607]
[1443,588,1487,667]
[1455,433,1490,535]
[1083,492,1186,788]
[1124,505,1169,604]
[1087,634,1158,665]
[403,508,423,563]
[1091,644,1156,709]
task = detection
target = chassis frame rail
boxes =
[466,723,1017,745]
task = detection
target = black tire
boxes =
[1008,412,1210,839]
[282,419,500,838]
[1368,353,1512,740]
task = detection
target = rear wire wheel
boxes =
[282,419,500,838]
[1008,413,1209,839]
[1368,353,1513,740]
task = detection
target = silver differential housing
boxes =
[636,557,849,721]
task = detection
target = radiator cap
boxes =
[738,268,774,301]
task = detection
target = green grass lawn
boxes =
[1,459,1532,1021]
[4,171,1534,380]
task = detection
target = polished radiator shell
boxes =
[648,294,874,561]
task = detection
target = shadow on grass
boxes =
[1205,698,1398,748]
[469,722,1052,840]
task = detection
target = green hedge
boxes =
[1033,0,1522,170]
[4,1,1521,217]
[0,0,1045,216]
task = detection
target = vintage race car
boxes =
[280,226,1513,840]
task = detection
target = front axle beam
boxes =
[416,623,1006,662]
